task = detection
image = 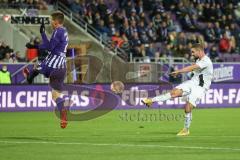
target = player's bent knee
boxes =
[185,102,193,113]
[52,90,61,101]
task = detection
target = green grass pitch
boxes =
[0,108,240,160]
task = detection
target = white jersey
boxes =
[191,56,213,89]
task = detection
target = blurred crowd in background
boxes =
[63,0,240,62]
[0,37,43,63]
[1,0,240,63]
[0,0,48,9]
[0,40,25,63]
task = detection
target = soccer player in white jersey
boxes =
[142,43,213,136]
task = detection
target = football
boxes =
[110,81,125,94]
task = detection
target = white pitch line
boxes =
[0,140,240,151]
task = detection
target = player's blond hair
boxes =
[191,43,204,51]
[51,11,64,24]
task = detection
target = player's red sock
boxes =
[56,97,68,129]
[22,68,39,84]
[23,67,30,79]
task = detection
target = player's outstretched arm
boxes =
[170,64,200,76]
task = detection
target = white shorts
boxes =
[175,80,207,107]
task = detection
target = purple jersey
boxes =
[38,27,68,70]
[37,27,68,84]
[39,27,68,56]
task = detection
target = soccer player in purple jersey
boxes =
[24,11,69,129]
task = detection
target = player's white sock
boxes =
[184,112,192,130]
[152,93,172,102]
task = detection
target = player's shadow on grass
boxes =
[148,131,177,135]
